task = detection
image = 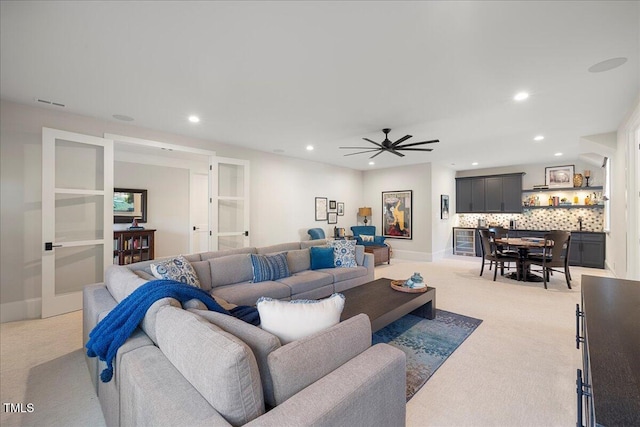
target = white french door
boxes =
[41,128,113,318]
[190,171,211,252]
[211,157,250,251]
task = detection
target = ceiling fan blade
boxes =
[396,139,439,148]
[363,138,384,148]
[388,149,405,157]
[339,146,380,149]
[343,149,382,157]
[391,135,412,147]
[396,147,433,152]
[369,150,386,159]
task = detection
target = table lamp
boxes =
[358,207,372,225]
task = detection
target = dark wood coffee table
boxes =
[340,278,436,332]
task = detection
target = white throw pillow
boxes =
[256,294,345,344]
[361,234,375,242]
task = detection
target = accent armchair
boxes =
[350,226,387,247]
[307,228,326,240]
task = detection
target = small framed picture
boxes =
[328,212,338,224]
[440,195,449,219]
[329,200,337,211]
[545,165,575,188]
[337,202,344,216]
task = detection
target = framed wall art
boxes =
[441,194,449,219]
[337,202,344,216]
[329,200,337,211]
[315,197,328,221]
[382,190,412,239]
[545,165,574,188]
[328,212,338,224]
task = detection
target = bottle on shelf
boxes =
[573,195,579,204]
[548,196,553,206]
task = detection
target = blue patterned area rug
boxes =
[372,309,483,401]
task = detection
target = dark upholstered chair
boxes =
[307,228,326,240]
[524,231,572,289]
[478,229,519,281]
[350,226,387,247]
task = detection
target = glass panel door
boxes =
[212,158,249,251]
[41,128,113,318]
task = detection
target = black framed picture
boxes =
[329,200,337,211]
[441,194,449,219]
[315,197,327,221]
[328,212,338,224]
[382,190,412,239]
[337,202,344,216]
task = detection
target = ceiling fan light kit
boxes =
[340,128,439,158]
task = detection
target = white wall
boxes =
[0,100,364,321]
[114,162,190,258]
[430,163,457,259]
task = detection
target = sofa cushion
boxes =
[319,266,368,283]
[155,306,265,425]
[256,293,345,344]
[310,246,334,270]
[190,309,282,408]
[277,270,334,295]
[209,254,254,288]
[250,253,291,283]
[105,265,149,303]
[211,281,291,307]
[286,248,311,274]
[190,260,213,291]
[150,255,201,288]
[256,242,301,254]
[200,246,256,261]
[266,313,372,405]
[330,239,357,268]
[300,239,328,249]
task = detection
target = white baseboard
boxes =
[0,298,41,323]
[391,249,432,262]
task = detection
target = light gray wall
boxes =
[430,163,457,259]
[114,162,190,258]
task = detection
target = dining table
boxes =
[494,237,549,282]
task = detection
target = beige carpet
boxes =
[0,255,612,426]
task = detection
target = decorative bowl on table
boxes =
[390,272,428,293]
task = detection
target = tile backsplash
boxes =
[456,208,604,232]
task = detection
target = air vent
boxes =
[35,98,65,107]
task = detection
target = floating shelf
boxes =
[523,205,604,209]
[522,186,603,193]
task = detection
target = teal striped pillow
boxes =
[250,253,291,283]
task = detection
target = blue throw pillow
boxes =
[250,253,291,283]
[310,246,335,270]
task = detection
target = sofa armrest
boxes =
[246,344,406,427]
[267,313,371,405]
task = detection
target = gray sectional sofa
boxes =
[83,239,407,426]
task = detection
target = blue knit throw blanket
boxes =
[86,279,260,382]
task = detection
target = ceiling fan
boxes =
[340,128,439,159]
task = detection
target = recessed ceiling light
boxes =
[472,162,479,166]
[534,135,544,141]
[369,161,375,166]
[588,57,628,73]
[514,92,529,101]
[306,145,314,151]
[554,152,563,156]
[188,115,200,123]
[113,114,134,122]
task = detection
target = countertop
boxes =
[452,227,604,234]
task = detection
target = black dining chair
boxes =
[488,226,518,270]
[524,231,572,289]
[478,229,519,281]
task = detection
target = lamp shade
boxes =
[358,207,372,217]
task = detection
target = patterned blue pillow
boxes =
[310,246,335,269]
[150,255,201,287]
[330,239,357,268]
[250,253,291,283]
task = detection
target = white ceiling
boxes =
[1,1,638,171]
